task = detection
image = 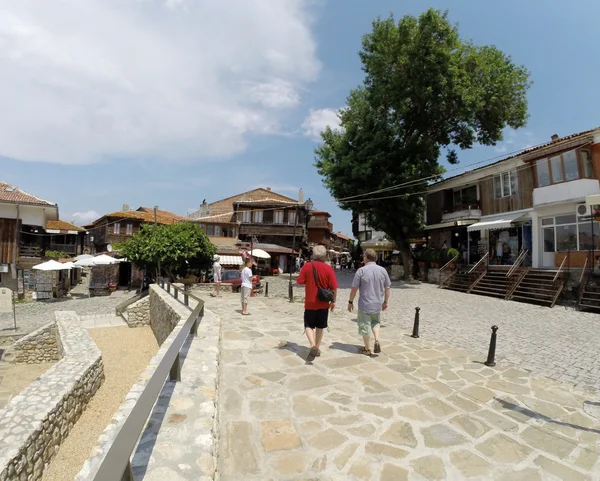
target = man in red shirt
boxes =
[297,245,338,358]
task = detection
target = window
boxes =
[274,211,284,224]
[453,186,478,207]
[253,210,263,223]
[493,171,518,198]
[199,223,205,231]
[214,226,221,236]
[113,223,120,234]
[556,224,578,251]
[542,214,600,253]
[536,149,593,186]
[126,224,133,235]
[536,159,551,187]
[288,211,296,225]
[241,211,251,223]
[229,227,236,238]
[207,225,215,236]
[222,226,228,237]
[578,222,600,251]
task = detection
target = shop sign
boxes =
[0,288,13,313]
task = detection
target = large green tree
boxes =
[315,9,531,278]
[118,222,215,281]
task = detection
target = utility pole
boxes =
[154,206,160,280]
[289,205,299,302]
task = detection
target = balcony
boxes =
[47,244,79,256]
[308,219,333,230]
[533,179,600,207]
[239,224,302,237]
[19,245,42,258]
[441,205,482,223]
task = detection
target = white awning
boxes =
[219,255,243,266]
[424,220,477,231]
[467,212,527,232]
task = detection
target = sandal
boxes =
[309,346,319,358]
[361,347,372,356]
[374,341,381,354]
[316,348,321,357]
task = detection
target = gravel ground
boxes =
[1,362,54,396]
[0,284,135,335]
[42,326,158,481]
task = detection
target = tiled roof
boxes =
[137,207,185,224]
[192,212,235,223]
[310,210,331,216]
[89,207,185,226]
[46,220,84,232]
[434,126,600,186]
[236,198,298,205]
[333,232,350,240]
[208,188,299,215]
[0,182,56,207]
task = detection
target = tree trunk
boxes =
[397,239,413,281]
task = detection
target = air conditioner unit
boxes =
[576,203,591,217]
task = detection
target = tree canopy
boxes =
[118,222,215,280]
[314,8,531,277]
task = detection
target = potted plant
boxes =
[431,250,440,268]
[417,250,426,267]
[447,248,460,269]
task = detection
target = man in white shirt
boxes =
[212,255,222,298]
[241,257,253,315]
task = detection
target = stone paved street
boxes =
[207,292,600,480]
[260,271,600,394]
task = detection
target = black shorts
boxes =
[304,309,329,330]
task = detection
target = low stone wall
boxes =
[0,312,104,481]
[76,285,219,480]
[125,296,150,327]
[12,322,61,364]
[194,282,233,293]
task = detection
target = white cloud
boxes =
[302,108,341,141]
[0,0,320,164]
[71,210,100,225]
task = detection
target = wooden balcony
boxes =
[239,223,303,237]
[308,219,333,230]
[19,245,42,258]
[48,244,79,255]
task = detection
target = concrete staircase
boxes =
[469,267,510,299]
[579,284,600,312]
[509,270,565,307]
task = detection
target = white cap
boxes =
[213,254,220,260]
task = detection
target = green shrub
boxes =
[45,250,68,259]
[447,248,460,261]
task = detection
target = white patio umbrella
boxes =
[74,257,96,267]
[93,254,122,265]
[249,249,271,259]
[32,260,72,271]
[62,261,82,269]
[74,254,94,261]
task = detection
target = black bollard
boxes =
[265,282,269,297]
[484,325,499,367]
[411,307,420,338]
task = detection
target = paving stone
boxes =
[534,388,581,409]
[256,372,287,383]
[474,409,519,432]
[289,374,330,391]
[379,463,409,481]
[420,397,456,417]
[325,393,353,405]
[449,450,491,478]
[380,421,418,448]
[346,423,377,438]
[575,448,599,471]
[446,394,480,412]
[260,419,301,452]
[425,380,454,396]
[357,404,393,419]
[476,433,533,463]
[396,383,429,398]
[495,468,543,481]
[439,369,460,381]
[487,379,531,395]
[457,370,486,382]
[461,385,496,403]
[226,421,260,474]
[223,389,242,416]
[520,426,576,458]
[364,442,408,459]
[306,428,347,451]
[358,375,389,393]
[334,442,358,469]
[311,454,327,473]
[450,414,491,439]
[269,453,307,476]
[348,456,372,480]
[421,424,468,448]
[411,455,446,480]
[396,404,432,421]
[327,414,363,426]
[292,395,336,417]
[534,455,589,481]
[249,399,290,419]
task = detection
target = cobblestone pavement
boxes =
[0,286,135,335]
[259,272,600,394]
[208,293,600,481]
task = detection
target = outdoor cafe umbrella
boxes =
[74,254,94,261]
[32,260,72,271]
[93,254,123,265]
[249,249,271,259]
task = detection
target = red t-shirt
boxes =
[297,261,339,310]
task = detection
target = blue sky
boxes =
[1,0,599,236]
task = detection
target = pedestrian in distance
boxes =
[297,245,338,358]
[240,257,253,315]
[348,248,391,356]
[211,255,222,297]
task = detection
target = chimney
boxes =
[266,187,271,191]
[122,204,130,212]
[298,188,304,204]
[551,134,559,141]
[199,200,209,218]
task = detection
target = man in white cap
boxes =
[212,254,222,297]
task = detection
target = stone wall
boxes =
[76,285,219,480]
[194,282,233,293]
[125,296,150,327]
[0,312,104,481]
[12,322,61,364]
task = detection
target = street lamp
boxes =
[289,198,314,302]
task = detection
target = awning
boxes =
[424,220,477,231]
[586,194,600,206]
[218,255,243,266]
[468,212,527,232]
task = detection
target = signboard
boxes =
[0,288,13,313]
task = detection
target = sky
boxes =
[1,0,599,237]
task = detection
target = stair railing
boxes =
[577,256,589,308]
[438,254,460,288]
[466,252,489,293]
[553,252,568,282]
[506,249,528,278]
[468,252,489,275]
[504,249,529,300]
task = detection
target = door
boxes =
[542,227,555,267]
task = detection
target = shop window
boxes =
[253,210,263,223]
[493,171,518,198]
[113,223,120,234]
[556,224,577,251]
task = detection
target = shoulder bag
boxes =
[311,261,334,303]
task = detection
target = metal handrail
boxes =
[439,254,460,272]
[579,256,589,285]
[91,279,204,481]
[507,249,528,278]
[468,252,489,274]
[553,254,568,282]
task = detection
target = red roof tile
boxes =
[0,182,56,207]
[46,220,84,232]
